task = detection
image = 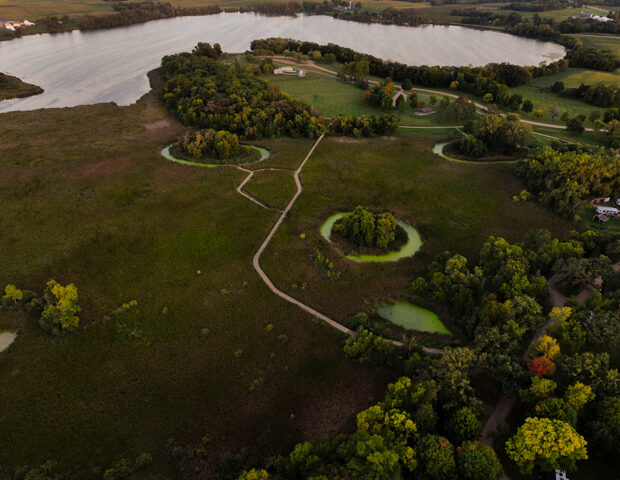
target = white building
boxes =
[596,206,619,216]
[273,66,294,75]
[579,11,613,22]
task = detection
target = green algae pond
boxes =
[161,145,270,167]
[375,301,451,334]
[320,213,422,262]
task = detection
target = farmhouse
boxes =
[578,11,612,22]
[0,20,35,31]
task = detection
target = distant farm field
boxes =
[0,0,113,18]
[0,0,428,19]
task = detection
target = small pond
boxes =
[0,331,17,353]
[320,213,422,262]
[375,301,451,334]
[161,144,270,167]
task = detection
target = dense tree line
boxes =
[552,81,620,109]
[574,83,620,108]
[558,17,620,35]
[566,46,619,71]
[501,0,569,12]
[161,43,397,139]
[516,143,620,217]
[333,7,429,26]
[251,38,572,101]
[329,114,400,136]
[160,44,325,139]
[458,113,532,157]
[235,230,619,479]
[78,2,222,30]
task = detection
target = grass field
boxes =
[0,0,427,19]
[0,81,396,476]
[0,73,43,101]
[258,136,574,337]
[576,33,620,57]
[510,81,607,125]
[267,70,461,127]
[0,0,113,18]
[243,169,297,210]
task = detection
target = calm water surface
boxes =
[0,13,565,112]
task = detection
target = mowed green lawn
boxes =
[0,90,393,475]
[268,70,460,127]
[577,33,620,57]
[510,81,607,125]
[259,137,574,335]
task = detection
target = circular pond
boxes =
[161,144,270,167]
[376,301,451,334]
[320,213,422,262]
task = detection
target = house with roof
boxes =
[579,11,612,22]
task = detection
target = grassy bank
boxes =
[0,73,43,101]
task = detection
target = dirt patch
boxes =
[73,158,131,181]
[0,168,39,187]
[143,118,174,132]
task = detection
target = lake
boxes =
[0,13,565,112]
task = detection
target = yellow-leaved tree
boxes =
[39,280,80,334]
[3,284,23,305]
[505,417,587,474]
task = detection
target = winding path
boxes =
[250,134,358,337]
[236,166,286,211]
[162,137,444,353]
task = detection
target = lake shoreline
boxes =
[0,13,565,113]
[0,8,568,53]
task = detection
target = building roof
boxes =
[594,213,610,223]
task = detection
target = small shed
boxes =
[593,213,610,224]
